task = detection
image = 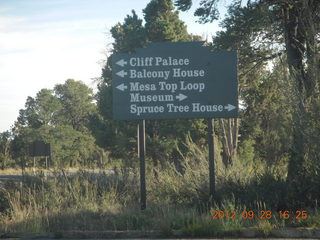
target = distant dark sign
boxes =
[29,141,51,157]
[112,42,238,120]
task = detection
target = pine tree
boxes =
[144,0,191,42]
[96,0,205,172]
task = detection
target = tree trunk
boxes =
[281,1,320,202]
[219,118,239,167]
[1,157,4,170]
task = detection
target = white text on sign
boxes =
[129,57,190,67]
[126,82,206,93]
[129,103,234,116]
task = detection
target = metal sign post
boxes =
[138,120,146,210]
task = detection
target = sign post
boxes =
[138,120,146,210]
[207,118,215,201]
[112,42,238,208]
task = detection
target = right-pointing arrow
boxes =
[176,93,188,101]
[116,70,127,78]
[224,104,236,111]
[116,59,127,67]
[116,83,127,91]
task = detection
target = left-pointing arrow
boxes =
[116,84,127,91]
[116,70,127,78]
[176,93,188,101]
[116,59,127,67]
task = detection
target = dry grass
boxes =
[0,167,102,175]
[0,139,317,235]
[0,168,22,175]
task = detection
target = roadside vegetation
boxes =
[0,139,319,235]
[0,0,319,236]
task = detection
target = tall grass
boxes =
[0,137,317,234]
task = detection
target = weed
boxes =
[182,217,222,237]
[257,220,274,237]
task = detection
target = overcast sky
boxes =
[0,0,229,132]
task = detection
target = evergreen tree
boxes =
[0,131,12,169]
[95,11,145,160]
[17,89,61,128]
[96,0,205,172]
[144,0,191,42]
[175,0,320,206]
[12,79,100,168]
[111,10,146,53]
[54,79,96,132]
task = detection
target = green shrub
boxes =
[257,220,274,237]
[182,218,222,237]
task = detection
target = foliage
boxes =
[11,79,100,168]
[17,89,61,128]
[96,0,205,170]
[257,220,274,237]
[0,131,12,169]
[111,10,146,53]
[175,0,320,208]
[1,166,318,235]
[143,0,191,42]
[54,79,96,132]
[1,0,320,227]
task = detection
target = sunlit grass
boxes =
[0,167,107,175]
[0,168,23,175]
[0,139,318,235]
